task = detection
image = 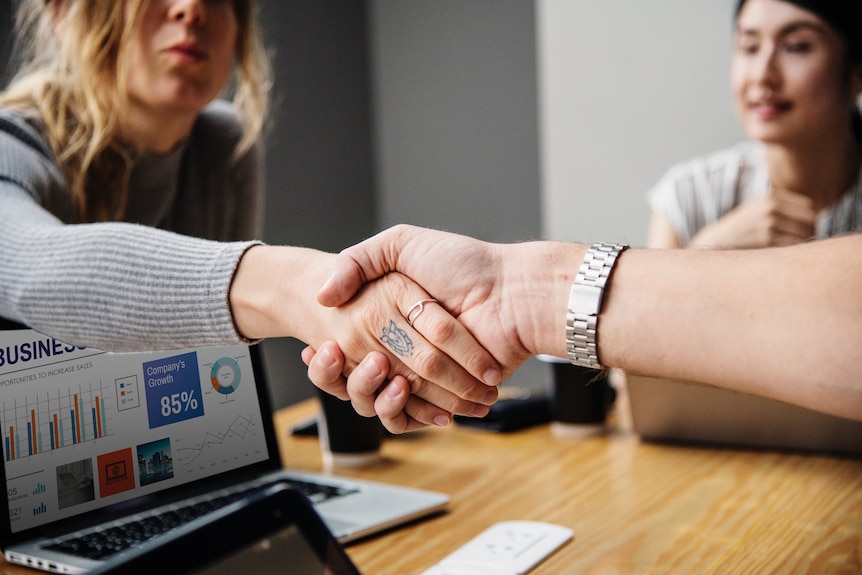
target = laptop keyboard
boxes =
[44,478,358,560]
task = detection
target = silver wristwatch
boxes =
[566,242,629,369]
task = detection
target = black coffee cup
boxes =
[316,389,383,468]
[538,355,616,437]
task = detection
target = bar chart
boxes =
[1,381,111,461]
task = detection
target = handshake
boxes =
[300,224,575,434]
[293,225,862,432]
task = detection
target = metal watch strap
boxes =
[566,242,628,369]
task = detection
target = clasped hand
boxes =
[303,225,562,433]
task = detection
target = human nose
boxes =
[749,44,780,88]
[168,0,207,26]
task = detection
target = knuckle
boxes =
[420,312,457,345]
[349,399,377,418]
[408,376,431,398]
[345,375,378,402]
[357,301,386,331]
[380,415,409,434]
[448,397,480,417]
[391,223,412,240]
[408,347,448,382]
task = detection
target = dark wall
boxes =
[257,1,543,408]
[368,0,545,393]
[1,0,13,86]
[256,1,377,409]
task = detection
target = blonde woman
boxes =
[0,0,502,430]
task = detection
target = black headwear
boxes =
[735,0,862,63]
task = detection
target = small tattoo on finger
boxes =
[380,320,414,357]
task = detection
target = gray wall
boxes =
[367,0,545,391]
[258,1,543,407]
[368,0,541,242]
[537,0,746,245]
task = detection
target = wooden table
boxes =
[275,396,862,575]
[2,395,860,575]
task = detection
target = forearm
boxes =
[598,238,862,419]
[1,189,258,351]
[315,225,862,427]
[511,236,862,419]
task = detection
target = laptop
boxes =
[625,373,862,455]
[88,483,362,575]
[0,323,449,574]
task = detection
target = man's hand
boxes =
[309,225,572,432]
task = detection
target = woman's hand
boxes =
[690,188,817,249]
[229,245,503,432]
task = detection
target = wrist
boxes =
[504,241,588,358]
[230,245,333,340]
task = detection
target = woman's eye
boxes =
[783,41,812,53]
[736,41,759,56]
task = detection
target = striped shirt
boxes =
[0,100,265,351]
[646,141,862,245]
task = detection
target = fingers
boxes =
[304,343,476,432]
[346,272,499,409]
[769,215,815,245]
[304,344,387,415]
[385,299,500,410]
[374,377,457,434]
[301,342,350,400]
[344,349,489,423]
[771,189,817,242]
[342,352,390,417]
[403,297,502,387]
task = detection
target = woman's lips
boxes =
[749,99,791,121]
[166,42,207,63]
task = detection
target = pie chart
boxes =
[210,357,241,394]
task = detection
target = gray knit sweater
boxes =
[0,100,265,351]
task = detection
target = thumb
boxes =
[317,225,414,307]
[317,255,369,307]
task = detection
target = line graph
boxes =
[174,414,259,466]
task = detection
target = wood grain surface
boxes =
[2,396,859,575]
[275,397,862,575]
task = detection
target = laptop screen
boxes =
[0,326,280,540]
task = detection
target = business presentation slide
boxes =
[0,329,269,533]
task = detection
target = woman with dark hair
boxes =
[647,0,862,249]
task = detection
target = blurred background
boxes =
[0,0,745,408]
